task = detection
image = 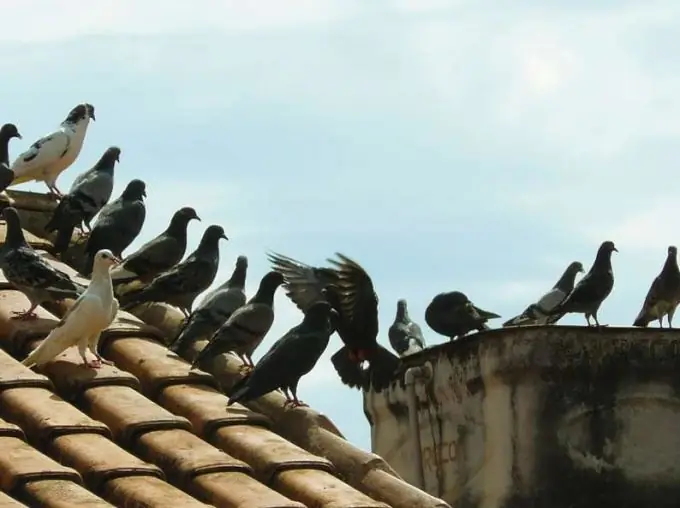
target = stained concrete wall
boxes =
[365,325,680,508]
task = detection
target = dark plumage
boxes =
[388,299,426,356]
[119,224,227,317]
[0,207,85,320]
[425,291,500,341]
[549,240,618,327]
[0,123,22,193]
[267,251,400,393]
[633,245,680,328]
[45,146,119,255]
[83,179,147,275]
[227,300,338,408]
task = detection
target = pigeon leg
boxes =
[658,316,664,328]
[584,314,592,326]
[668,308,676,328]
[78,341,101,368]
[238,354,254,375]
[11,303,40,320]
[288,383,308,408]
[95,354,114,366]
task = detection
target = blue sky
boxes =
[4,0,680,450]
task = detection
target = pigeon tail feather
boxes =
[21,332,71,368]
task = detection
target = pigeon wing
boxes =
[11,131,71,182]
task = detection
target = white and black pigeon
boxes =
[0,207,86,320]
[503,261,585,327]
[44,146,120,256]
[22,249,121,369]
[83,179,147,275]
[169,255,248,354]
[0,123,22,193]
[388,299,426,356]
[119,225,228,317]
[9,103,95,197]
[633,245,680,328]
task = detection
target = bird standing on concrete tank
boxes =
[633,245,680,328]
[9,103,95,197]
[44,146,120,255]
[119,224,227,317]
[227,300,338,408]
[388,299,426,356]
[22,249,120,369]
[503,261,585,327]
[425,291,500,341]
[549,240,618,327]
[0,123,22,193]
[0,207,85,320]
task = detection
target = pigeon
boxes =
[633,245,680,328]
[190,270,284,372]
[267,251,400,393]
[44,146,120,255]
[110,206,200,287]
[169,255,248,354]
[0,123,22,193]
[10,103,95,197]
[388,299,426,356]
[119,224,227,317]
[502,261,585,327]
[22,249,120,369]
[549,240,618,327]
[227,300,338,408]
[0,207,86,320]
[425,291,500,341]
[83,179,147,275]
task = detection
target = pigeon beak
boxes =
[15,133,22,140]
[220,233,229,240]
[579,268,585,273]
[194,215,202,222]
[91,113,96,121]
[142,190,147,197]
[112,256,122,265]
[613,247,619,253]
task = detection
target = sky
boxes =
[3,0,680,451]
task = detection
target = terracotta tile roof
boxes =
[0,191,450,508]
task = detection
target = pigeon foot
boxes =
[238,364,254,376]
[85,359,103,369]
[283,399,308,409]
[96,356,114,366]
[11,310,39,321]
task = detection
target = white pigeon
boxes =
[22,249,120,369]
[10,103,95,197]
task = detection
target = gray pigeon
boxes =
[227,300,338,408]
[388,299,426,356]
[118,225,227,317]
[549,241,618,327]
[0,207,85,320]
[169,255,248,354]
[83,179,147,275]
[110,206,200,287]
[425,291,500,341]
[0,123,22,193]
[44,146,119,255]
[190,270,285,373]
[633,245,680,328]
[503,261,585,327]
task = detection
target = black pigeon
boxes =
[549,240,618,327]
[111,206,200,287]
[119,224,227,317]
[169,255,248,354]
[0,207,85,320]
[503,261,584,327]
[388,299,426,356]
[227,300,338,408]
[0,123,22,193]
[190,270,284,371]
[425,291,500,341]
[83,179,147,275]
[633,245,680,328]
[267,251,400,393]
[44,146,119,255]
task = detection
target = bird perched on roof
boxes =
[0,207,86,320]
[110,206,200,289]
[549,240,618,327]
[83,179,147,275]
[267,251,400,393]
[388,299,426,356]
[633,245,680,328]
[0,123,22,194]
[44,146,120,256]
[22,249,120,369]
[9,103,95,197]
[190,270,284,372]
[425,291,500,341]
[169,255,248,354]
[227,300,338,408]
[503,261,585,327]
[119,224,227,317]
